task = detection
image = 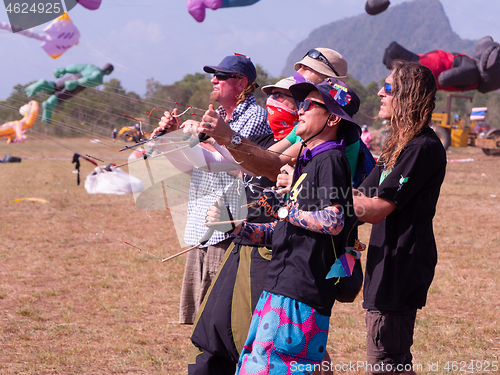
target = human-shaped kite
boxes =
[26,63,113,123]
[382,36,500,93]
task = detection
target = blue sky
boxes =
[1,0,499,101]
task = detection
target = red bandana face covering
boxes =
[266,97,299,140]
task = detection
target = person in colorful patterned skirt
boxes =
[204,78,360,374]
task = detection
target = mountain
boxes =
[282,0,477,85]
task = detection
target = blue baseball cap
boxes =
[203,54,257,82]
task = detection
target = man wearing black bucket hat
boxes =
[205,80,360,374]
[152,54,270,325]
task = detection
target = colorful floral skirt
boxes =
[236,291,330,375]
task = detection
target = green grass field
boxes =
[1,138,499,374]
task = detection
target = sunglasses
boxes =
[383,83,393,95]
[268,92,294,101]
[299,99,328,112]
[213,72,239,81]
[305,49,340,77]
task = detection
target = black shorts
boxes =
[365,309,417,374]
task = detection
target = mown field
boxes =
[1,137,499,374]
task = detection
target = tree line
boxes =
[0,65,498,140]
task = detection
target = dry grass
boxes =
[1,138,499,374]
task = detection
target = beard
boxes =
[209,90,220,105]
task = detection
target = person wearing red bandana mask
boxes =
[261,77,299,140]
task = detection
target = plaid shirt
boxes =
[184,93,270,247]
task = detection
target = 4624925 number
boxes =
[443,360,498,372]
[5,2,61,14]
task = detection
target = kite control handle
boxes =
[156,129,167,138]
[199,204,233,245]
[143,147,155,160]
[199,226,216,246]
[189,132,210,148]
[143,129,167,159]
[119,129,167,152]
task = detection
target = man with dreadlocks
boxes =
[353,61,447,374]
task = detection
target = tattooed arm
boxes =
[236,221,277,247]
[205,200,276,247]
[286,203,344,236]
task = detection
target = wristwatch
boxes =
[277,206,290,220]
[227,132,243,149]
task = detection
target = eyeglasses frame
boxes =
[213,72,240,81]
[299,99,328,112]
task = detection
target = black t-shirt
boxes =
[360,127,447,311]
[264,149,353,317]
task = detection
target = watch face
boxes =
[232,134,242,145]
[227,133,243,149]
[277,206,289,220]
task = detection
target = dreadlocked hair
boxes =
[236,80,258,105]
[378,61,437,171]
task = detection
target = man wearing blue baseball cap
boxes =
[152,53,270,325]
[203,53,258,85]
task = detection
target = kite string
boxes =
[2,82,300,163]
[2,83,302,184]
[0,98,126,138]
[2,93,204,141]
[1,96,300,168]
